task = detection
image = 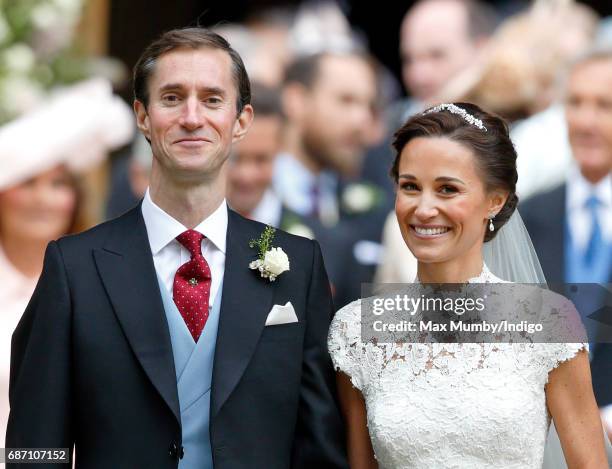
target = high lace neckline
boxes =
[415,263,500,284]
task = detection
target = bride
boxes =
[327,103,608,468]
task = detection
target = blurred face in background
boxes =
[294,54,376,175]
[565,58,612,184]
[400,0,478,103]
[0,165,77,244]
[227,115,282,216]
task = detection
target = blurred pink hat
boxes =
[0,78,134,190]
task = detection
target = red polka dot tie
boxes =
[173,229,212,342]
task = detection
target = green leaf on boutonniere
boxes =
[249,225,276,260]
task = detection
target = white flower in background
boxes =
[32,23,77,57]
[31,3,61,30]
[52,0,83,16]
[0,76,45,116]
[342,183,376,214]
[31,0,81,56]
[0,12,10,43]
[286,223,315,240]
[2,44,36,74]
[0,0,92,123]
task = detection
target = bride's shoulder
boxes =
[328,298,371,391]
[331,298,363,329]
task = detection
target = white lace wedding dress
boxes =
[328,265,588,468]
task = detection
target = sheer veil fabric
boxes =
[483,210,547,284]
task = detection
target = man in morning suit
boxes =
[521,48,612,436]
[6,28,348,469]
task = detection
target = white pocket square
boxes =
[265,301,298,326]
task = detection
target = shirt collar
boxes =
[274,152,316,191]
[141,188,228,255]
[273,153,338,207]
[250,188,282,226]
[567,164,612,211]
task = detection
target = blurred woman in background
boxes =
[0,165,86,316]
[0,78,133,436]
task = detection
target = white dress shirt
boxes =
[141,188,227,309]
[566,165,612,251]
[250,188,283,227]
[513,104,573,199]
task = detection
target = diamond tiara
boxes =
[422,103,487,131]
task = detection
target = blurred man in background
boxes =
[275,51,377,225]
[275,51,389,307]
[521,49,612,440]
[226,83,283,225]
[396,0,496,121]
[522,49,612,291]
[227,82,336,245]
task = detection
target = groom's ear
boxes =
[232,104,254,143]
[134,100,151,140]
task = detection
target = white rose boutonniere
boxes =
[248,225,290,281]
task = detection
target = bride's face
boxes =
[395,136,505,265]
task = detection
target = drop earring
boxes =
[488,216,495,232]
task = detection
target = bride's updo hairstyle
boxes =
[390,102,518,242]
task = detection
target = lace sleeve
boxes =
[327,299,366,391]
[537,290,589,379]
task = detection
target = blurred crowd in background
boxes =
[0,0,610,450]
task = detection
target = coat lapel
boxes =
[93,204,180,424]
[211,209,275,417]
[551,185,566,282]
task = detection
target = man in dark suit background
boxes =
[223,82,355,309]
[521,48,612,435]
[6,28,347,469]
[273,52,391,309]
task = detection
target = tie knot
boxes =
[585,195,601,212]
[176,229,204,258]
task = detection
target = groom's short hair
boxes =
[133,27,251,114]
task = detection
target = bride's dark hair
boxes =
[390,102,518,242]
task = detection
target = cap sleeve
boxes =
[327,299,366,391]
[537,291,589,378]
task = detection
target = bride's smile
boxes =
[409,224,451,237]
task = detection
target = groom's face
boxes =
[134,47,253,183]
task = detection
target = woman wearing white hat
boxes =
[0,78,133,436]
